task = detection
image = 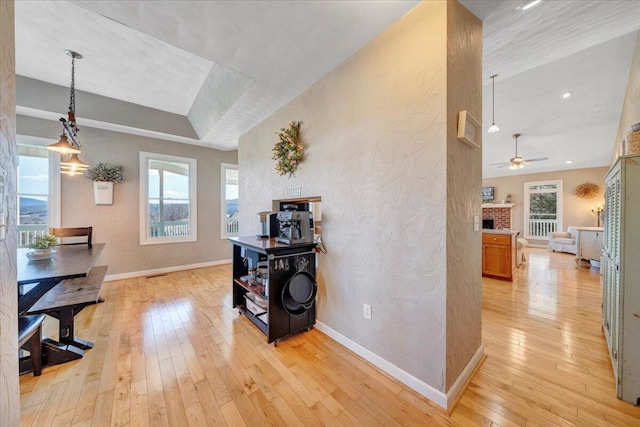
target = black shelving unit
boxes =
[229,236,317,345]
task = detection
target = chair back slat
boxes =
[49,227,93,247]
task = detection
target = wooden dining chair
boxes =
[19,314,46,376]
[49,227,92,248]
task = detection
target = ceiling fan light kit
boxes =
[488,74,500,133]
[489,133,549,170]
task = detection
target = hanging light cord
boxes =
[492,76,496,123]
[487,74,500,133]
[63,52,81,150]
[491,75,496,124]
[69,54,76,116]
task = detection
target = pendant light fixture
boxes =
[487,74,500,133]
[47,50,89,175]
[60,153,89,174]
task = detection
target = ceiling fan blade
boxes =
[496,164,511,168]
[489,161,510,166]
[524,157,549,163]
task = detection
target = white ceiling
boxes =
[459,0,640,177]
[14,0,640,178]
[15,0,421,150]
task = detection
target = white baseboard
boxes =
[104,259,232,282]
[315,321,484,410]
[445,343,485,407]
[526,243,548,248]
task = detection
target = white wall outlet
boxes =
[285,186,302,197]
[363,303,372,320]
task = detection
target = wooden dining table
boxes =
[17,243,105,372]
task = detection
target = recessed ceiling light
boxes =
[562,92,572,99]
[566,160,573,164]
[518,0,542,10]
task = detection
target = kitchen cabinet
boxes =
[574,226,604,267]
[602,154,640,405]
[482,230,518,281]
[229,236,317,345]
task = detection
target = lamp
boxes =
[60,153,89,173]
[488,74,500,133]
[47,50,89,175]
[591,204,604,227]
[47,133,80,155]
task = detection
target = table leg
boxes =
[58,308,94,350]
[41,338,84,366]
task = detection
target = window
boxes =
[524,180,563,240]
[16,143,60,247]
[139,152,197,245]
[221,163,239,239]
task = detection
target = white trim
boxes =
[49,152,61,228]
[139,151,197,245]
[524,179,563,240]
[104,259,232,282]
[445,344,485,407]
[220,163,239,239]
[17,106,237,151]
[315,321,483,410]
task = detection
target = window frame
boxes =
[220,163,239,239]
[16,140,61,247]
[524,179,563,240]
[139,151,197,245]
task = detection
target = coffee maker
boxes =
[275,205,313,245]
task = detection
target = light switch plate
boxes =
[474,215,480,231]
[285,186,301,197]
[363,303,372,320]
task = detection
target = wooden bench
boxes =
[28,265,108,350]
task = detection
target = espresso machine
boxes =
[275,206,313,245]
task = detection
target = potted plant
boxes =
[86,162,124,205]
[29,234,59,258]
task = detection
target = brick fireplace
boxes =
[482,204,513,230]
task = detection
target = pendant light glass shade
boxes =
[488,74,500,133]
[60,153,89,175]
[46,133,81,154]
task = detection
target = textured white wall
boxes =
[0,0,19,423]
[17,116,237,275]
[445,0,483,389]
[612,31,640,162]
[483,166,609,244]
[239,1,481,392]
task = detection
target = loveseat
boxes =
[548,226,578,254]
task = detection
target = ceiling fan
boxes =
[490,133,548,169]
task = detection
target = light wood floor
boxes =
[20,248,640,426]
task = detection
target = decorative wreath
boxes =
[272,121,303,177]
[575,182,599,199]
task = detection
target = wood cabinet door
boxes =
[483,244,510,278]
